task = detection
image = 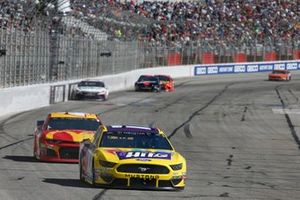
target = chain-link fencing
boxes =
[1,26,300,88]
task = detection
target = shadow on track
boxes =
[43,178,93,188]
[3,155,37,162]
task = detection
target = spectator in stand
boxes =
[1,0,299,47]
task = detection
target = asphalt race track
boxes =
[1,72,300,200]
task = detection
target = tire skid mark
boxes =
[275,86,300,149]
[168,83,234,139]
[92,189,107,200]
[98,80,192,115]
[0,137,33,150]
[0,111,33,151]
[241,106,248,122]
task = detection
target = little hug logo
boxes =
[117,151,171,160]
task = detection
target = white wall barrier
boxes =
[1,60,300,118]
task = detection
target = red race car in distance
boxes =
[154,75,175,92]
[33,112,102,163]
[268,70,291,81]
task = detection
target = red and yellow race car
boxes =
[268,70,291,81]
[154,75,175,92]
[33,112,102,163]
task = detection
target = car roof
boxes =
[105,125,161,135]
[273,69,288,72]
[49,112,99,119]
[154,74,171,77]
[80,79,104,83]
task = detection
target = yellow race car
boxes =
[79,125,187,190]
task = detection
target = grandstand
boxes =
[0,0,299,88]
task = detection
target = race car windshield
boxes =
[47,118,101,131]
[138,76,158,82]
[78,81,105,87]
[100,131,173,150]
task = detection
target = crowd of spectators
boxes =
[69,0,300,47]
[0,0,34,32]
[0,0,90,37]
[1,0,299,47]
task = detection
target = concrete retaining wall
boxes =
[1,60,299,118]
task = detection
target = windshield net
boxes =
[100,131,173,150]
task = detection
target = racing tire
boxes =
[153,86,161,93]
[92,159,96,186]
[79,159,85,182]
[102,95,108,101]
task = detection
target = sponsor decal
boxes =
[207,67,218,74]
[125,174,159,180]
[274,63,285,70]
[117,151,171,160]
[286,63,297,70]
[195,67,207,75]
[219,66,233,73]
[247,65,258,72]
[259,64,273,71]
[234,65,246,73]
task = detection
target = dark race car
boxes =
[134,75,161,92]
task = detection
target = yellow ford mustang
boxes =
[79,125,187,190]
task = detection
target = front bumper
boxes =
[93,166,186,190]
[76,92,106,99]
[38,142,79,163]
[268,76,287,81]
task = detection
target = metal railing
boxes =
[0,27,299,88]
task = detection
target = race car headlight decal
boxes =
[99,160,117,168]
[46,139,62,144]
[170,163,182,171]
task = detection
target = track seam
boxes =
[275,86,300,149]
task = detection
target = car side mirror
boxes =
[37,120,44,126]
[36,120,44,131]
[82,138,92,144]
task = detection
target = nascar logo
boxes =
[117,151,171,160]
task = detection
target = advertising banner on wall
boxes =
[194,61,300,76]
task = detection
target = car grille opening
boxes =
[111,179,128,187]
[171,178,182,186]
[130,178,156,187]
[59,147,79,159]
[117,164,169,174]
[158,180,172,188]
[46,149,57,157]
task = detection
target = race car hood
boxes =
[99,148,183,165]
[44,130,95,143]
[77,86,107,93]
